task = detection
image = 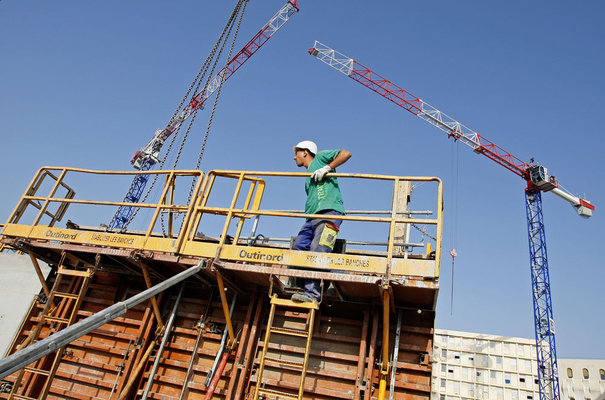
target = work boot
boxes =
[291,293,315,303]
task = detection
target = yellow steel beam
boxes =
[180,172,215,247]
[435,178,444,277]
[186,206,439,224]
[175,171,206,251]
[215,270,236,349]
[28,252,50,298]
[217,171,246,256]
[167,174,175,238]
[145,171,176,240]
[253,294,278,400]
[270,296,318,310]
[30,168,68,231]
[207,169,438,183]
[385,178,401,282]
[233,179,265,243]
[6,168,48,226]
[378,288,390,400]
[2,224,439,278]
[299,306,316,398]
[14,195,190,212]
[137,261,165,331]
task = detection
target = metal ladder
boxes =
[253,294,318,400]
[8,252,96,400]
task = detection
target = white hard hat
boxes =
[293,140,318,156]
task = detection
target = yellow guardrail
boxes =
[1,167,443,279]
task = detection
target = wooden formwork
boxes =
[0,250,435,400]
[1,269,156,400]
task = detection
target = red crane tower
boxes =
[308,40,594,400]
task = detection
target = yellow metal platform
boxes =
[0,167,442,400]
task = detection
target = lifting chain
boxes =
[160,0,248,236]
[186,0,249,200]
[111,1,247,232]
[411,223,437,242]
[169,0,247,172]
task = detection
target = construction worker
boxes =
[291,140,352,303]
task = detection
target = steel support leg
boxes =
[378,289,390,400]
[525,188,560,400]
[141,283,185,400]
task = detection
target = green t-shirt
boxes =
[304,149,346,215]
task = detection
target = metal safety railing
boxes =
[183,170,442,250]
[1,167,443,278]
[1,166,203,238]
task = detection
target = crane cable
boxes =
[449,142,460,315]
[409,182,438,242]
[116,0,247,231]
[161,0,248,235]
[187,0,249,198]
[170,0,248,172]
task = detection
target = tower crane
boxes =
[308,40,594,400]
[109,0,299,230]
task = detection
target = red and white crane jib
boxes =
[308,41,594,217]
[131,0,299,169]
[188,0,299,112]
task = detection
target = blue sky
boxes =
[1,1,603,359]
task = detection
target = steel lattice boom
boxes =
[309,40,596,400]
[308,41,594,217]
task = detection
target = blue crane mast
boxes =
[308,41,594,400]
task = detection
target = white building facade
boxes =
[431,329,604,400]
[558,359,605,400]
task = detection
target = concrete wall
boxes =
[0,253,50,357]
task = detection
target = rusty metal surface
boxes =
[0,240,436,400]
[2,238,438,290]
[0,271,155,400]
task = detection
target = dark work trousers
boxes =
[292,210,343,300]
